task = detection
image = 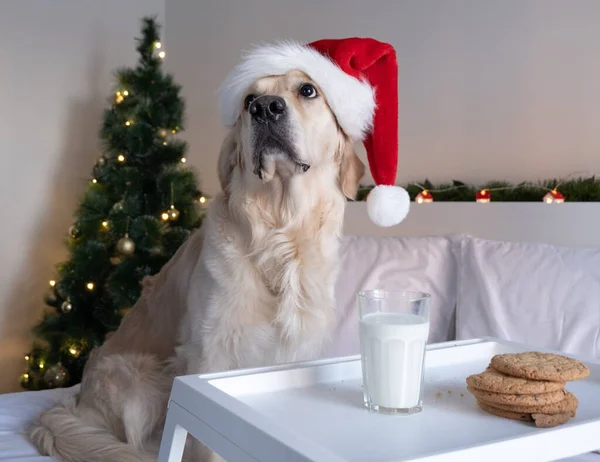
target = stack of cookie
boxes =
[466,352,590,428]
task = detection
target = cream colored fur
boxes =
[29,70,365,462]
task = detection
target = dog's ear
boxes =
[218,126,241,192]
[338,138,366,200]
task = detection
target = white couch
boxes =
[1,234,598,461]
[328,233,600,361]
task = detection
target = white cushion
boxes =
[325,235,459,358]
[456,236,600,360]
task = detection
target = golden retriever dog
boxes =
[28,40,373,462]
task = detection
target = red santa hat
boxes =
[219,37,410,227]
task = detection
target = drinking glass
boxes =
[358,289,431,415]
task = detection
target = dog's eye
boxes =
[299,84,317,99]
[244,94,256,109]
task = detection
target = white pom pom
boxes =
[366,185,410,227]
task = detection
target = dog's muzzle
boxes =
[249,95,310,179]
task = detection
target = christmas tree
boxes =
[21,17,205,390]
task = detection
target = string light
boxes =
[115,91,124,104]
[86,282,95,291]
[158,50,166,59]
[22,373,29,381]
[39,362,45,370]
[24,355,30,361]
[180,157,187,163]
[161,211,170,221]
[125,120,133,126]
[415,190,433,203]
[163,141,168,146]
[171,129,177,134]
[117,154,126,162]
[49,280,56,287]
[154,41,162,49]
[158,128,169,138]
[123,90,129,96]
[92,178,98,184]
[69,347,80,357]
[101,220,110,229]
[199,196,207,204]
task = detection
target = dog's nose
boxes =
[249,96,287,123]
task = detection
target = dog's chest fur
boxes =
[181,197,342,375]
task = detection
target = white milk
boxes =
[359,312,429,409]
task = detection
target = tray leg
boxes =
[158,407,188,462]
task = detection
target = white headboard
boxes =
[343,202,600,249]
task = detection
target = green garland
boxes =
[356,177,600,202]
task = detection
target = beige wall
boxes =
[0,1,164,393]
[166,0,600,196]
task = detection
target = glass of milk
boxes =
[358,290,431,415]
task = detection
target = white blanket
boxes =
[0,385,78,461]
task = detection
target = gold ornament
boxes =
[117,234,136,255]
[164,184,180,221]
[150,246,163,256]
[44,363,69,388]
[158,128,169,138]
[97,156,106,167]
[68,224,80,239]
[168,205,180,221]
[112,200,124,213]
[61,301,73,313]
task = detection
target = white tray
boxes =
[167,338,600,461]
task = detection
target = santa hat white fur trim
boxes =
[219,41,376,141]
[367,185,410,228]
